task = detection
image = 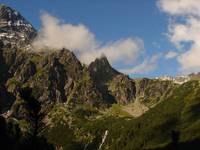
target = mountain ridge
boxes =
[1,4,200,150]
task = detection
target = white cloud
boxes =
[165,51,178,59]
[33,12,144,67]
[33,12,98,52]
[119,54,160,74]
[177,45,200,73]
[158,0,200,73]
[79,38,144,65]
[168,17,200,48]
[157,0,200,17]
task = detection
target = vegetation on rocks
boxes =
[1,4,200,150]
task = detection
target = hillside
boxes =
[43,80,200,150]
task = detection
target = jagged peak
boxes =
[0,4,15,11]
[93,55,111,67]
[0,4,36,48]
[0,4,28,24]
[89,55,120,75]
[88,55,121,86]
[0,4,11,11]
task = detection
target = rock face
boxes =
[108,74,136,104]
[3,49,104,113]
[0,4,36,48]
[89,56,136,104]
[88,56,120,82]
[0,4,104,114]
[88,56,119,103]
[135,78,176,107]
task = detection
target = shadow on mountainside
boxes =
[148,139,200,150]
[0,87,54,150]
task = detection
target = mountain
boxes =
[0,4,174,114]
[0,5,106,111]
[0,46,105,111]
[89,56,136,104]
[0,4,36,48]
[135,78,176,107]
[1,4,200,150]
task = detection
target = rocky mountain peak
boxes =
[88,56,136,104]
[0,4,20,20]
[94,55,110,66]
[88,56,120,82]
[90,55,113,69]
[0,4,36,48]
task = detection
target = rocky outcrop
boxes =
[108,75,136,104]
[88,56,119,103]
[0,4,36,48]
[3,49,104,111]
[89,56,136,104]
[15,60,37,83]
[135,78,176,107]
[88,56,120,83]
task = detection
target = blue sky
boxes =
[1,0,183,78]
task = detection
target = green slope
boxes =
[43,80,200,150]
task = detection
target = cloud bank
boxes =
[158,0,200,73]
[33,12,158,74]
[79,38,144,65]
[33,12,98,53]
[33,12,144,65]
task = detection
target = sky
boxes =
[1,0,199,78]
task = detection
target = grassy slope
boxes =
[43,80,200,150]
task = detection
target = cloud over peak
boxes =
[33,12,144,67]
[79,38,144,65]
[33,12,98,52]
[32,12,158,75]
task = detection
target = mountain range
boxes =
[1,4,200,150]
